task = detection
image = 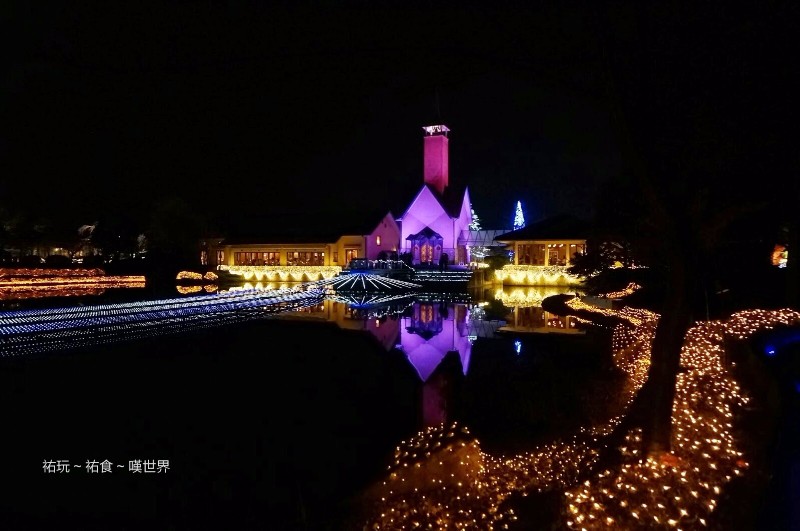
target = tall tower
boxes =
[423,124,449,195]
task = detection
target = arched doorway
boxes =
[407,227,443,266]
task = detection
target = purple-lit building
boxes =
[203,124,474,270]
[397,125,473,266]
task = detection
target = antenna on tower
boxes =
[435,86,441,121]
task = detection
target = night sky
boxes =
[2,2,793,238]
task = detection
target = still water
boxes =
[0,283,617,530]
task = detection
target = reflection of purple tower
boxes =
[421,351,463,428]
[400,303,472,428]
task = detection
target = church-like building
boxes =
[202,123,588,286]
[203,124,474,277]
[397,125,473,266]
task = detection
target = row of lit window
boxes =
[517,243,585,266]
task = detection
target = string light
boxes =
[364,287,796,529]
[308,273,422,292]
[218,265,341,281]
[601,283,642,299]
[494,265,583,286]
[0,275,146,289]
[0,268,106,279]
[562,308,800,530]
[176,271,203,280]
[0,287,327,357]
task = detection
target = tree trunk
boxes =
[643,255,693,454]
[787,215,800,309]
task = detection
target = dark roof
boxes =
[436,183,469,218]
[406,226,443,240]
[218,208,394,245]
[495,214,590,241]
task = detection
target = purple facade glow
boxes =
[423,132,449,195]
[400,303,471,382]
[398,125,472,265]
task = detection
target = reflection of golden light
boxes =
[218,265,341,281]
[494,265,583,286]
[494,286,578,308]
[0,286,108,300]
[176,285,202,294]
[420,304,434,323]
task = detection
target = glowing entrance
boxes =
[407,227,443,266]
[420,243,433,263]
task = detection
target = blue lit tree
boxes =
[513,201,525,230]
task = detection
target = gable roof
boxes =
[495,214,590,242]
[398,183,469,221]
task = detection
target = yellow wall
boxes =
[332,235,366,266]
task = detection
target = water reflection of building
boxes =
[494,286,585,334]
[400,303,471,382]
[276,298,403,351]
[399,303,473,428]
[277,295,504,428]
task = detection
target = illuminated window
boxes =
[286,251,324,266]
[376,236,381,246]
[200,250,208,265]
[216,250,225,264]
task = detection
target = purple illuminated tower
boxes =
[423,125,449,196]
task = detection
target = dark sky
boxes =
[2,1,793,237]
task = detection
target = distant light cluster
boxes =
[0,276,145,289]
[0,268,106,278]
[176,271,219,281]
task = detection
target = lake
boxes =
[0,282,621,530]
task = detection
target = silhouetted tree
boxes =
[146,197,205,269]
[591,3,789,455]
